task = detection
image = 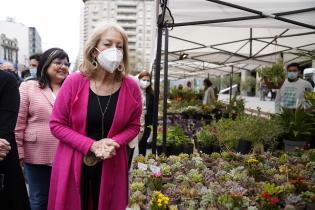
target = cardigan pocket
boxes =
[24,132,37,142]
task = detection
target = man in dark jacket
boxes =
[0,70,30,210]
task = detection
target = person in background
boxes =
[203,78,216,107]
[47,23,141,210]
[0,70,30,210]
[137,70,154,156]
[21,69,31,79]
[275,63,313,113]
[186,81,192,90]
[25,53,42,81]
[0,62,22,85]
[15,48,70,210]
[260,80,268,101]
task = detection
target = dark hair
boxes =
[287,62,300,71]
[203,78,212,89]
[37,48,69,89]
[138,70,154,95]
[29,53,42,62]
[21,69,30,79]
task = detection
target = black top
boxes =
[86,88,120,141]
[0,71,30,210]
[144,92,154,125]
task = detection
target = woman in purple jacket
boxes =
[48,23,142,210]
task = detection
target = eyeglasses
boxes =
[52,61,71,68]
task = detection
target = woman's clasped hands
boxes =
[90,138,120,160]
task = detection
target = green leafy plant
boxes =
[196,126,219,147]
[275,107,315,141]
[241,76,257,91]
[257,61,286,89]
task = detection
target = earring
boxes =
[117,64,124,72]
[92,60,98,69]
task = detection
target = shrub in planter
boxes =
[196,125,219,154]
[275,107,315,151]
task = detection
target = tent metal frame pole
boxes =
[206,0,263,15]
[253,29,289,57]
[223,40,249,64]
[274,7,315,16]
[249,28,253,58]
[169,35,206,47]
[152,25,163,155]
[274,16,315,30]
[206,0,315,30]
[162,28,169,153]
[257,31,315,40]
[166,15,262,27]
[229,65,234,104]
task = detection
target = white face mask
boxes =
[29,68,37,77]
[96,48,123,73]
[140,80,150,89]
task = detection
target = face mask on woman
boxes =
[140,80,150,89]
[96,48,123,73]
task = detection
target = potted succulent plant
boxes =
[128,190,147,210]
[285,194,306,210]
[160,164,173,183]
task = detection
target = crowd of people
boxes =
[0,23,154,210]
[0,22,314,210]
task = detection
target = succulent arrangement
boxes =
[128,151,315,209]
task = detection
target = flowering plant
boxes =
[257,192,281,210]
[148,172,163,191]
[149,191,169,210]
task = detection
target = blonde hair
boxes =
[80,23,129,79]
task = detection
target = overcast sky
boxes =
[1,0,84,65]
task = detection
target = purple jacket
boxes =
[48,72,141,210]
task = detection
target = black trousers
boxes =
[126,146,135,171]
[138,127,151,156]
[81,162,102,210]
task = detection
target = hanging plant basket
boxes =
[264,79,284,89]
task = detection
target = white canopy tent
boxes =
[152,0,315,153]
[159,0,315,79]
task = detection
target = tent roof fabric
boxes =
[160,0,315,79]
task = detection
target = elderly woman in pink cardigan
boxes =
[48,24,142,210]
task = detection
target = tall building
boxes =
[79,0,155,73]
[28,27,42,55]
[0,18,42,70]
[0,34,18,64]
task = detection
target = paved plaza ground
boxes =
[218,94,276,114]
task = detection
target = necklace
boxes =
[83,80,114,167]
[94,80,114,139]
